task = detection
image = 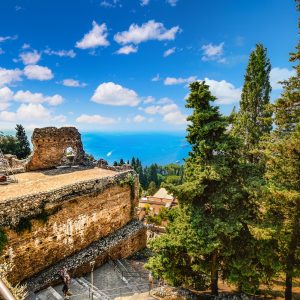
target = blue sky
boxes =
[0,0,297,132]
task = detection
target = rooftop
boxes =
[152,187,174,200]
[0,167,116,202]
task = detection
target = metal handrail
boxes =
[0,278,16,300]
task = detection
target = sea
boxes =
[1,130,190,166]
[81,132,190,166]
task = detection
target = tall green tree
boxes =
[262,4,300,298]
[15,124,31,159]
[232,43,272,161]
[147,81,266,295]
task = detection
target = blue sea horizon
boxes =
[1,130,190,166]
[81,131,190,166]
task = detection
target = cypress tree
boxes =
[232,43,272,161]
[147,81,263,295]
[263,4,300,298]
[15,124,31,159]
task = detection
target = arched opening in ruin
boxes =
[60,146,77,167]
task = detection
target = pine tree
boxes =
[15,124,31,159]
[147,81,265,295]
[232,44,272,161]
[263,4,300,298]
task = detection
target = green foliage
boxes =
[232,44,272,161]
[0,228,8,254]
[146,207,170,225]
[147,181,158,196]
[0,133,20,155]
[15,124,31,159]
[120,173,136,200]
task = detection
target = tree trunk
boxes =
[211,251,218,296]
[285,271,293,300]
[285,200,300,300]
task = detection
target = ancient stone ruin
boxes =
[0,126,145,293]
[26,127,86,171]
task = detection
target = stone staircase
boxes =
[33,259,151,300]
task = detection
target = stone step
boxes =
[36,286,64,300]
[78,277,110,300]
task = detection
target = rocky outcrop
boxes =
[26,127,85,171]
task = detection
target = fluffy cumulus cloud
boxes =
[270,67,296,90]
[0,87,14,110]
[163,47,176,57]
[133,114,146,123]
[114,20,180,45]
[91,82,141,106]
[116,45,138,55]
[0,67,22,87]
[201,42,226,63]
[164,76,197,85]
[76,114,115,125]
[44,49,76,58]
[204,78,241,104]
[143,101,187,125]
[19,50,41,65]
[62,79,87,87]
[0,103,51,122]
[76,21,109,49]
[24,65,53,80]
[13,90,63,106]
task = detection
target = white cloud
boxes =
[163,110,186,124]
[133,114,146,123]
[0,67,22,87]
[163,47,176,57]
[53,115,67,123]
[143,101,187,125]
[0,87,14,103]
[22,43,30,49]
[44,49,76,58]
[76,114,115,125]
[13,90,63,106]
[0,35,17,43]
[140,0,150,6]
[100,0,120,8]
[270,67,296,90]
[114,20,180,45]
[62,79,87,87]
[0,48,4,55]
[91,82,141,106]
[0,102,10,111]
[152,74,160,81]
[116,45,138,55]
[166,0,178,6]
[76,21,110,49]
[0,103,51,122]
[164,76,197,85]
[19,50,41,65]
[143,96,155,104]
[204,78,241,104]
[24,65,53,81]
[201,42,225,63]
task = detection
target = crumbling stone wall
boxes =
[0,170,142,284]
[26,127,85,171]
[25,220,146,292]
